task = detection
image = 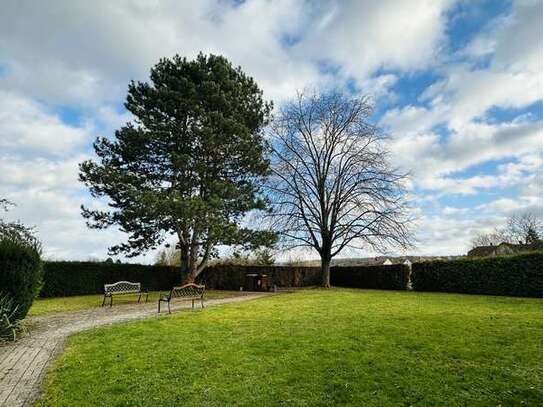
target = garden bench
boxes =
[158,283,205,313]
[101,281,148,307]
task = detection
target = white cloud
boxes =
[0,0,458,107]
[492,0,543,72]
[297,0,456,81]
[442,206,470,215]
[388,120,543,195]
[0,91,90,155]
[0,155,85,190]
[0,0,324,105]
[0,185,159,262]
[413,215,482,255]
[381,105,447,135]
[381,0,543,198]
[1,0,542,260]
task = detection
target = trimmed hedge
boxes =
[331,264,410,290]
[411,251,543,297]
[41,263,321,297]
[0,239,43,320]
[199,265,322,290]
[40,262,182,297]
[201,264,410,290]
[39,261,412,298]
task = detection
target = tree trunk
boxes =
[320,234,332,288]
[181,252,208,285]
[179,243,190,282]
[183,267,198,284]
[321,256,331,288]
[179,234,212,285]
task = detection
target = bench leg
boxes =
[201,298,205,309]
[192,299,194,309]
[138,293,142,303]
[158,300,161,313]
[101,295,106,307]
[168,301,171,314]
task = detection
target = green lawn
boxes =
[29,290,241,317]
[38,289,543,406]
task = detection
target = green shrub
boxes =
[41,262,182,297]
[0,238,43,320]
[331,264,410,290]
[411,251,543,297]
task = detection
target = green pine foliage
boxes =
[79,53,276,281]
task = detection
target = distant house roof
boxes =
[467,245,499,257]
[468,241,543,257]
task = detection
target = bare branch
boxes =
[265,90,413,286]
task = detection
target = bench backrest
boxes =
[169,283,205,299]
[104,281,141,294]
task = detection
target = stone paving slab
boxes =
[0,292,271,407]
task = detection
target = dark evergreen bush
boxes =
[0,239,43,320]
[411,252,543,297]
[331,264,410,290]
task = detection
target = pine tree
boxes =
[80,54,276,282]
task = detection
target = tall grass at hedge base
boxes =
[0,293,24,341]
[0,238,43,320]
[411,251,543,297]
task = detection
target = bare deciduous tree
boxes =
[470,212,543,248]
[507,213,542,244]
[471,228,513,248]
[266,91,412,287]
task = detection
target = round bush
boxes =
[0,238,42,320]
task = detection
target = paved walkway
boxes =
[0,293,271,406]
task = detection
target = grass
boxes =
[38,289,543,406]
[29,290,241,317]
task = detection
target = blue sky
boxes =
[1,0,542,262]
